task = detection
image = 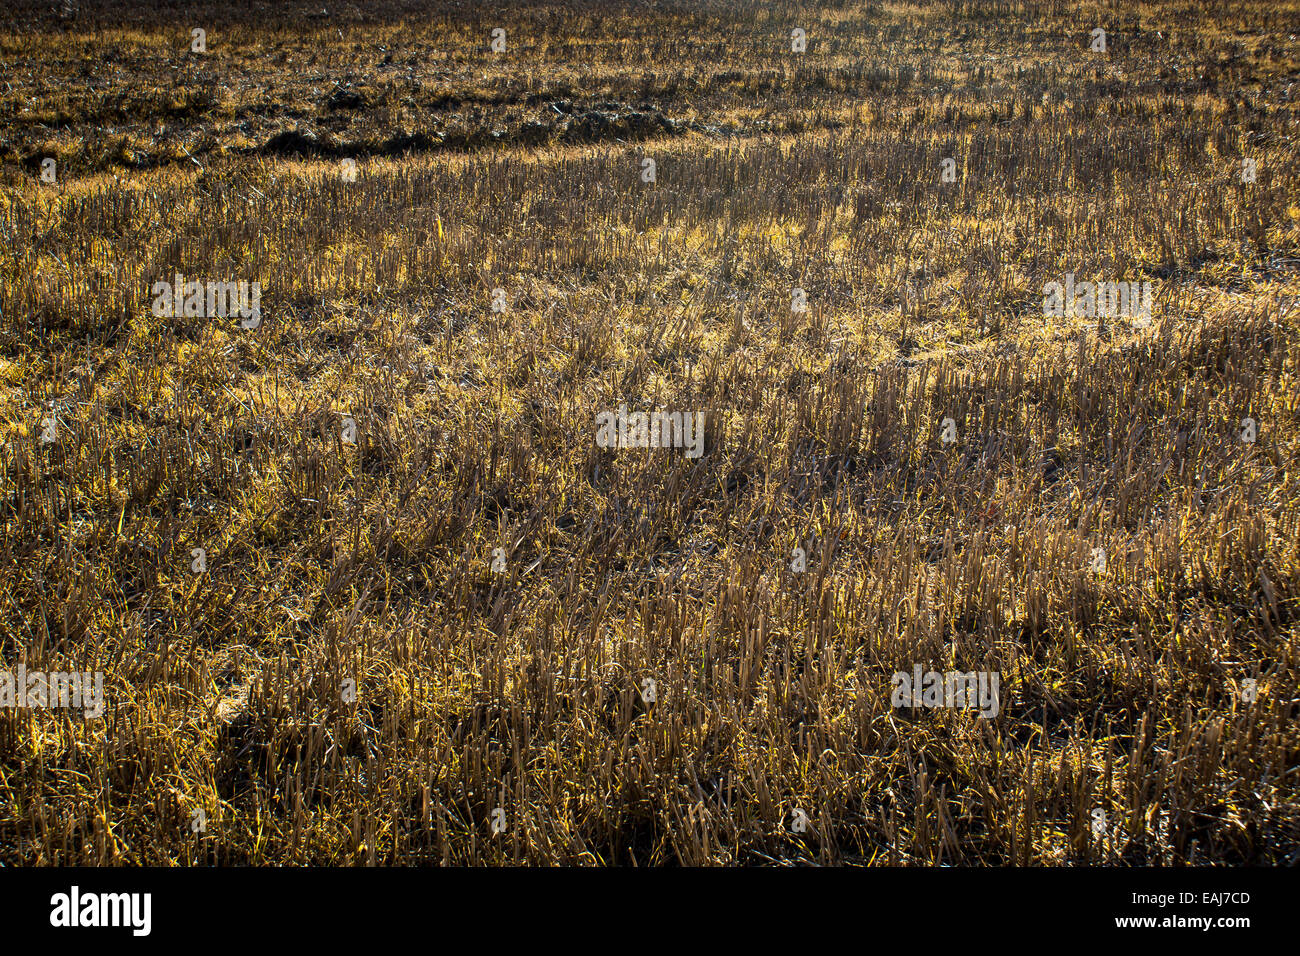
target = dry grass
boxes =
[1,0,1298,865]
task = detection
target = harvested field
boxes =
[0,0,1298,866]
